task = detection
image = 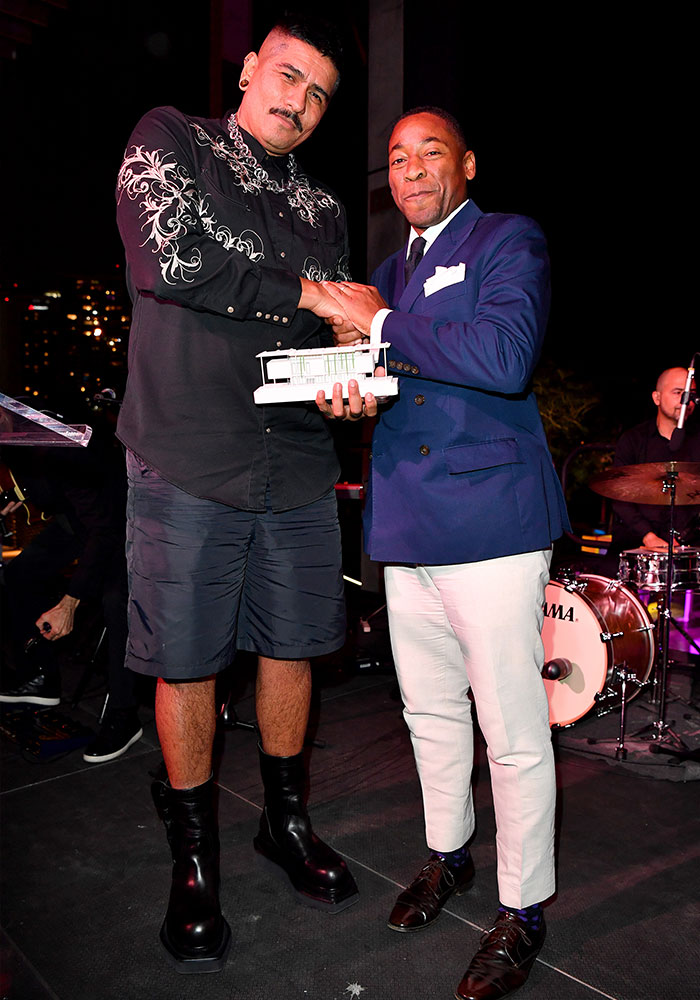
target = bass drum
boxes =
[541,574,655,728]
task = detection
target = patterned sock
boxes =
[498,901,543,932]
[431,844,471,871]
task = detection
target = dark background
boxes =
[1,1,693,445]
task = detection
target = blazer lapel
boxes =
[390,253,404,307]
[397,200,482,312]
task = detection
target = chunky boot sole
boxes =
[152,775,230,973]
[255,745,359,912]
[160,917,232,974]
[254,837,359,913]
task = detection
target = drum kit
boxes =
[542,460,700,761]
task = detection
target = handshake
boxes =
[299,277,388,343]
[299,278,389,421]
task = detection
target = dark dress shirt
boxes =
[115,107,350,511]
[612,417,700,549]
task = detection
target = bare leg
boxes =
[152,674,230,971]
[253,655,359,910]
[156,675,217,789]
[255,656,311,756]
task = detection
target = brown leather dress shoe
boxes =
[388,854,475,932]
[455,910,546,1000]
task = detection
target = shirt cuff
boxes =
[250,270,301,326]
[370,307,392,341]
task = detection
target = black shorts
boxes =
[125,452,346,679]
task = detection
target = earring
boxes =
[239,78,249,90]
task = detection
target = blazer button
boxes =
[388,360,396,369]
[414,394,425,405]
[419,445,430,456]
[411,366,419,374]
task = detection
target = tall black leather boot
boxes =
[253,744,359,912]
[152,774,231,973]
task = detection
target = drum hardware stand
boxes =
[664,604,700,654]
[218,694,258,733]
[592,667,648,717]
[587,455,700,761]
[216,663,327,749]
[558,569,592,597]
[614,663,641,760]
[586,662,648,758]
[556,567,582,589]
[643,589,700,707]
[217,692,327,749]
[359,602,387,634]
[629,466,694,757]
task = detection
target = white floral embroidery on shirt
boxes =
[117,144,265,284]
[190,117,341,228]
[303,254,351,282]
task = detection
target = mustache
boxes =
[270,107,303,132]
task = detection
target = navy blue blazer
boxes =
[364,200,570,565]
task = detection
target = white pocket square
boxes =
[423,262,466,297]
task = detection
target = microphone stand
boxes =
[669,355,697,453]
[656,473,680,742]
[647,357,700,758]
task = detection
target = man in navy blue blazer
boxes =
[323,107,569,1000]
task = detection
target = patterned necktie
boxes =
[404,235,427,284]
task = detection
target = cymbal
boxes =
[589,462,700,505]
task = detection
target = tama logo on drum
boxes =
[542,601,575,622]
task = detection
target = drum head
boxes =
[541,580,609,727]
[542,575,655,728]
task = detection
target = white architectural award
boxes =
[253,330,398,405]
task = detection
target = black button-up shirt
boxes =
[612,417,700,547]
[116,106,350,511]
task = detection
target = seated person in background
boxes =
[0,403,143,763]
[612,366,700,553]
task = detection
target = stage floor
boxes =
[1,620,699,1000]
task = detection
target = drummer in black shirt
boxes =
[612,366,700,552]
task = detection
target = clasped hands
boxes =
[299,278,388,420]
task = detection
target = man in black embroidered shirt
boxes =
[116,16,369,973]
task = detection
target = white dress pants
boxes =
[385,548,555,908]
